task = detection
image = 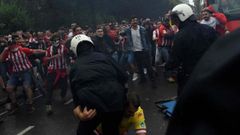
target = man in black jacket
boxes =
[165,4,218,96]
[166,28,240,135]
[92,27,116,56]
[69,34,128,135]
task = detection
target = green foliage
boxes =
[1,0,174,32]
[194,0,203,16]
[169,0,182,6]
[0,1,31,34]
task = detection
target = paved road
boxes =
[0,68,177,135]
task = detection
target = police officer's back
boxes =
[166,4,218,96]
[166,28,240,135]
[69,34,128,135]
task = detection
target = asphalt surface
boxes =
[0,68,177,135]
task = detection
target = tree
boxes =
[0,1,31,34]
[1,0,175,32]
[169,0,182,5]
[194,0,203,16]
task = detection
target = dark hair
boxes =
[131,16,138,20]
[8,34,19,45]
[96,25,103,31]
[119,31,126,36]
[72,25,81,33]
[50,33,60,41]
[202,9,212,14]
[126,92,141,108]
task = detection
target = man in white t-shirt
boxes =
[200,9,219,29]
[125,17,156,88]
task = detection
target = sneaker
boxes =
[26,104,35,113]
[167,77,175,83]
[159,62,166,67]
[132,73,138,81]
[144,68,147,74]
[46,105,53,115]
[5,103,11,110]
[8,103,18,114]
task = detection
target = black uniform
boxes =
[166,21,218,96]
[69,51,128,135]
[92,35,115,56]
[166,28,240,135]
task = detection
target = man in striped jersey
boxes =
[44,33,69,115]
[0,34,46,113]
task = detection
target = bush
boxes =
[0,2,32,34]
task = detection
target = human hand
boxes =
[73,106,97,121]
[3,47,9,52]
[49,54,61,60]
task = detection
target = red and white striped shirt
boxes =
[3,46,33,72]
[158,24,174,47]
[46,45,68,72]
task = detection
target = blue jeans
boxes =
[119,51,134,66]
[7,70,32,87]
[158,46,170,62]
[158,46,173,78]
[158,46,170,63]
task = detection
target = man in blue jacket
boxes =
[125,17,156,88]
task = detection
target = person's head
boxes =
[71,23,77,29]
[37,31,44,40]
[201,9,212,21]
[45,30,52,37]
[143,18,151,27]
[121,20,127,25]
[157,21,162,27]
[95,27,104,38]
[170,4,195,27]
[207,5,216,13]
[50,33,60,47]
[70,34,94,57]
[8,34,21,51]
[124,92,141,118]
[163,18,170,27]
[0,35,7,47]
[109,23,115,30]
[16,30,23,37]
[131,17,139,28]
[73,26,83,35]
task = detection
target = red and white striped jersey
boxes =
[3,46,33,72]
[46,44,68,71]
[158,24,175,47]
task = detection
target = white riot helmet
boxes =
[70,34,94,56]
[172,4,194,22]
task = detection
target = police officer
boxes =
[165,4,218,96]
[166,26,240,135]
[69,34,128,135]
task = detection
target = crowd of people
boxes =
[0,3,232,135]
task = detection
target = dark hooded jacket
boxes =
[166,20,218,94]
[166,28,240,135]
[92,35,115,56]
[69,51,128,112]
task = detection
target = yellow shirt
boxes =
[97,107,146,135]
[119,107,147,135]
